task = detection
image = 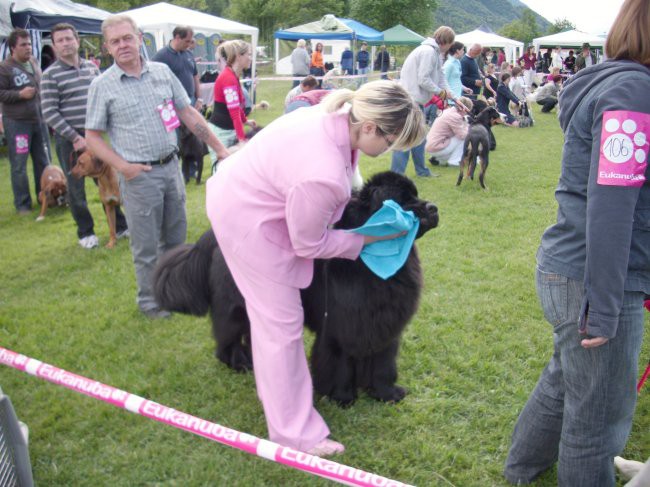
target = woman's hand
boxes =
[363,231,407,245]
[246,119,257,129]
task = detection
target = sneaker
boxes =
[142,307,171,319]
[116,229,130,240]
[78,235,99,249]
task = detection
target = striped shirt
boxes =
[41,58,100,142]
[86,60,190,162]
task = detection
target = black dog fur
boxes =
[471,99,497,151]
[457,106,502,189]
[153,171,439,406]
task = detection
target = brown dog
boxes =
[37,165,67,221]
[71,150,121,248]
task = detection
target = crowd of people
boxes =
[0,0,648,483]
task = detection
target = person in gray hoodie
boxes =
[504,0,650,485]
[390,26,459,178]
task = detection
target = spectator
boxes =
[550,46,563,70]
[509,65,526,100]
[425,96,473,167]
[85,15,229,319]
[284,75,318,108]
[541,48,552,73]
[535,74,562,112]
[391,26,459,178]
[518,46,537,90]
[375,44,390,79]
[545,66,561,83]
[356,42,370,84]
[153,25,205,184]
[497,48,506,67]
[208,40,257,169]
[340,46,353,75]
[310,42,325,86]
[461,43,483,98]
[443,41,474,103]
[504,0,650,484]
[564,49,576,72]
[290,39,310,88]
[206,80,426,458]
[477,46,491,75]
[484,63,499,99]
[496,72,522,126]
[575,42,597,72]
[41,23,128,249]
[88,53,101,68]
[284,89,331,113]
[0,28,50,215]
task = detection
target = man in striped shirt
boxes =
[41,23,128,249]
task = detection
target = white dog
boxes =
[615,456,650,486]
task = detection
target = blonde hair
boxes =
[457,96,473,112]
[297,39,306,48]
[322,80,426,151]
[605,0,650,66]
[218,40,251,67]
[433,26,455,46]
[101,15,138,39]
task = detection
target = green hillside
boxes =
[434,0,551,35]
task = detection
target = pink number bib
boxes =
[597,110,649,187]
[157,100,181,132]
[15,134,29,154]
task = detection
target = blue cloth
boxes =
[347,200,420,279]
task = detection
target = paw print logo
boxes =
[224,87,239,104]
[602,114,648,164]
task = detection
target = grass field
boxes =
[0,78,648,487]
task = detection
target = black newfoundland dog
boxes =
[153,171,439,406]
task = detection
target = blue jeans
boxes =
[4,117,50,211]
[55,132,127,239]
[504,266,645,486]
[391,141,430,177]
[390,105,430,177]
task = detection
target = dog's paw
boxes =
[367,384,407,403]
[329,390,357,408]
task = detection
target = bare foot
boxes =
[306,438,345,457]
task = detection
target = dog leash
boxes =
[639,297,650,393]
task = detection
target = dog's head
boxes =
[475,106,502,127]
[338,171,439,239]
[471,99,488,117]
[71,150,103,179]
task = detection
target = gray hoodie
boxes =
[399,38,449,106]
[537,60,650,338]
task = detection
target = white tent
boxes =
[533,29,606,51]
[455,29,524,62]
[122,2,259,78]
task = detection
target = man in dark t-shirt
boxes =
[153,26,202,110]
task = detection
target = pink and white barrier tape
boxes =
[0,347,412,487]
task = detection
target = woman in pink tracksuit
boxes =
[206,80,425,456]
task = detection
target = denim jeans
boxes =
[54,132,127,239]
[118,159,186,312]
[504,266,645,486]
[4,117,50,210]
[390,105,430,177]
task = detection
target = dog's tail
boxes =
[152,229,216,316]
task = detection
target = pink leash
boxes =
[639,298,650,392]
[0,347,412,487]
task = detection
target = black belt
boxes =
[137,151,177,166]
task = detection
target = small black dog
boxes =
[457,106,502,189]
[153,171,439,406]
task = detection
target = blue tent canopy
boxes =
[274,15,382,42]
[6,0,110,35]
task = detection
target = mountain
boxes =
[433,0,551,35]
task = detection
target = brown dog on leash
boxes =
[71,150,121,248]
[37,165,67,221]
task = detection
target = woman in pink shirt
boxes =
[425,97,473,166]
[206,80,425,456]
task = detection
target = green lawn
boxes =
[0,79,648,487]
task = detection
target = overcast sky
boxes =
[520,0,625,34]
